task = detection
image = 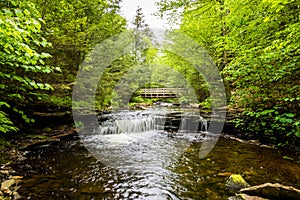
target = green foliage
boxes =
[199,98,211,109]
[154,51,209,103]
[224,0,299,108]
[0,110,19,133]
[283,156,294,161]
[29,0,127,111]
[26,134,49,140]
[0,0,55,133]
[157,0,299,146]
[93,8,155,109]
[95,55,136,109]
[44,95,72,108]
[235,107,299,146]
[32,0,126,82]
[223,0,300,146]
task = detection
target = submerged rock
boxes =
[226,174,250,192]
[0,175,22,200]
[205,188,222,199]
[12,191,21,199]
[1,180,15,192]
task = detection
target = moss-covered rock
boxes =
[226,174,250,192]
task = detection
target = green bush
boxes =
[235,106,300,146]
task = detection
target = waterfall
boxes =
[202,118,208,132]
[94,110,208,135]
[179,115,208,132]
[95,112,166,135]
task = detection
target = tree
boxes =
[131,6,153,62]
[93,6,157,109]
[0,0,55,133]
[156,0,231,103]
[223,0,300,145]
[156,0,300,145]
[30,0,127,109]
[152,49,209,104]
[32,0,126,82]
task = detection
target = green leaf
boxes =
[283,156,294,160]
[23,9,31,16]
[286,132,293,137]
[0,102,10,108]
[54,67,62,72]
[8,94,23,100]
[14,9,23,17]
[279,117,293,123]
[285,113,294,118]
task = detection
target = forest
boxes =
[1,0,298,147]
[0,0,299,199]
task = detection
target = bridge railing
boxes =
[140,88,187,98]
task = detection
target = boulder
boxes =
[240,183,300,200]
[226,174,250,192]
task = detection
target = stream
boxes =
[14,109,300,199]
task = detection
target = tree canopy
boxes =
[157,0,300,145]
[0,0,299,147]
[0,0,126,133]
[0,0,54,132]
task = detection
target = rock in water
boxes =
[226,174,250,192]
[1,179,15,192]
[240,183,300,200]
[12,191,22,200]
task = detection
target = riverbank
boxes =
[2,104,299,166]
[1,108,299,199]
[0,123,78,199]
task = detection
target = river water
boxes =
[15,110,300,199]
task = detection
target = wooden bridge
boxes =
[140,88,187,98]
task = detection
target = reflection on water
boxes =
[16,136,300,199]
[15,110,300,199]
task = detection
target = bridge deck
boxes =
[140,88,186,98]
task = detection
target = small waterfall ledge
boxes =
[94,110,209,135]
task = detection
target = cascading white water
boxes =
[83,109,209,170]
[95,111,166,135]
[202,118,208,132]
[179,115,208,132]
[95,110,209,135]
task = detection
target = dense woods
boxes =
[0,0,299,147]
[156,0,300,146]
